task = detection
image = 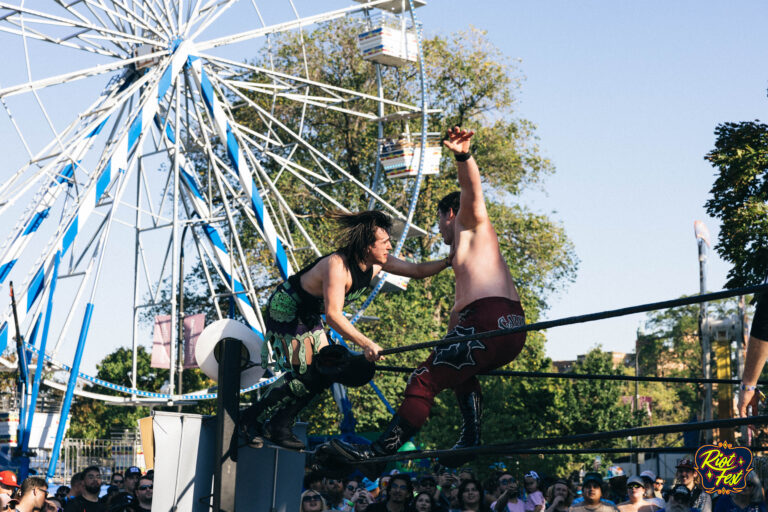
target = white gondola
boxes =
[358,11,418,67]
[380,134,442,179]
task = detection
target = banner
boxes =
[151,314,205,369]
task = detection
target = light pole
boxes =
[694,220,712,443]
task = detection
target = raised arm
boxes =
[443,126,488,229]
[322,254,383,361]
[382,254,451,279]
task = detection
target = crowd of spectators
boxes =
[298,459,768,512]
[0,465,152,512]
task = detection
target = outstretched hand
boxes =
[443,126,474,154]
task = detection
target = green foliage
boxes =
[705,121,768,287]
[68,346,215,439]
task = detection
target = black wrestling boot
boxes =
[260,392,316,451]
[331,414,418,480]
[239,378,296,448]
[437,391,482,467]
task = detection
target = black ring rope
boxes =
[354,415,768,464]
[457,446,768,455]
[380,283,767,356]
[375,365,768,386]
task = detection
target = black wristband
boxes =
[454,151,472,162]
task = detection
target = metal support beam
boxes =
[213,337,242,512]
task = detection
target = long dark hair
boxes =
[328,210,392,265]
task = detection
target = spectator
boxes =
[569,473,618,512]
[523,473,545,512]
[665,485,695,512]
[1,494,18,511]
[44,497,64,512]
[674,459,711,512]
[133,476,152,512]
[713,472,765,512]
[452,479,490,512]
[0,471,20,498]
[544,479,574,512]
[63,465,105,512]
[108,474,123,493]
[68,473,84,502]
[412,492,437,512]
[104,492,133,512]
[492,474,523,512]
[54,487,70,502]
[605,468,627,506]
[14,476,48,512]
[122,468,140,496]
[339,479,361,511]
[618,476,661,512]
[652,480,664,501]
[638,473,664,509]
[460,471,478,485]
[302,490,328,512]
[367,474,412,512]
[417,476,438,501]
[325,477,345,510]
[305,473,325,493]
[355,491,374,512]
[437,471,460,511]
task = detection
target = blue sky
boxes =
[1,0,766,376]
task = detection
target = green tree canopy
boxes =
[705,121,768,288]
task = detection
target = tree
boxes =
[67,347,215,439]
[705,121,768,288]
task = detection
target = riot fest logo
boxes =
[694,442,754,494]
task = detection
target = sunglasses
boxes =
[303,495,322,503]
[628,484,644,490]
[138,485,153,491]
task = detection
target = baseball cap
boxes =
[627,476,644,487]
[362,478,379,492]
[606,465,625,479]
[640,470,656,481]
[125,466,141,477]
[676,459,695,470]
[583,472,603,485]
[0,470,19,488]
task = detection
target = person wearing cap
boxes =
[617,476,662,512]
[569,473,618,512]
[0,470,20,497]
[523,472,545,512]
[544,479,574,512]
[674,459,710,512]
[638,473,664,509]
[665,485,695,512]
[492,474,523,512]
[122,467,140,496]
[712,471,765,512]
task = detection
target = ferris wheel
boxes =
[0,0,437,470]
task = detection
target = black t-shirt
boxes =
[63,496,107,512]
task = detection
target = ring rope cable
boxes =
[379,283,768,356]
[351,414,768,464]
[375,365,768,386]
[348,0,428,325]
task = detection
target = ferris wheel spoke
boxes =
[200,53,422,115]
[0,2,159,47]
[0,51,167,99]
[211,71,427,235]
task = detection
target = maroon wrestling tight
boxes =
[397,297,526,428]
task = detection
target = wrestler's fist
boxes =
[443,126,474,154]
[364,342,384,362]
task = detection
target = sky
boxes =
[1,0,766,378]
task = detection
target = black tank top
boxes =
[287,253,373,313]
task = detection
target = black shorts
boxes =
[752,293,768,340]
